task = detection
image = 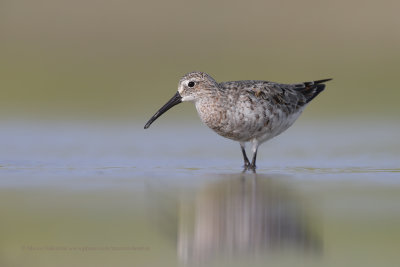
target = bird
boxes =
[144,71,331,171]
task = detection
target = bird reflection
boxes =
[146,173,321,266]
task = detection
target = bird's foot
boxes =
[243,163,256,173]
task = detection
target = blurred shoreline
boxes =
[1,1,400,120]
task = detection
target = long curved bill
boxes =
[144,92,182,129]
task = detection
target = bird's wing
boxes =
[241,81,309,112]
[219,79,331,113]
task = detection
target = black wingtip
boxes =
[300,78,332,104]
[314,78,333,84]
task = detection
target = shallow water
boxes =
[0,120,399,267]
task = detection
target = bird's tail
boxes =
[295,78,332,103]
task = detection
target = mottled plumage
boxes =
[144,71,331,171]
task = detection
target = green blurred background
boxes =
[1,0,399,121]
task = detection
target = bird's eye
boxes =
[188,81,195,87]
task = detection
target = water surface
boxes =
[0,121,399,267]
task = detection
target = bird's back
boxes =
[219,78,331,108]
[203,79,331,143]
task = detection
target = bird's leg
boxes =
[249,139,259,171]
[240,142,251,169]
[250,150,258,171]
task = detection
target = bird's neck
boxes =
[194,94,225,129]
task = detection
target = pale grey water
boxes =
[0,120,399,267]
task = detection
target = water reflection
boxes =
[147,173,321,266]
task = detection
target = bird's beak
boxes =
[144,92,182,129]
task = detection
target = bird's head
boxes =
[177,71,218,102]
[144,72,217,129]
